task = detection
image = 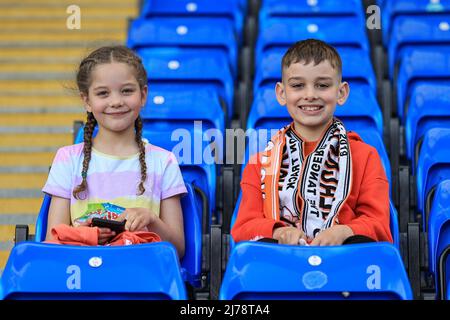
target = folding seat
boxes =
[139,0,244,42]
[416,128,450,230]
[247,85,384,145]
[383,0,450,48]
[255,16,370,68]
[219,241,412,300]
[388,14,450,80]
[259,0,365,21]
[141,88,225,221]
[395,46,450,123]
[427,179,450,299]
[405,81,450,172]
[138,47,234,121]
[0,181,203,299]
[253,47,376,97]
[127,17,238,77]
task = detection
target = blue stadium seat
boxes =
[416,128,450,229]
[255,16,370,67]
[220,241,412,300]
[138,47,234,121]
[383,0,450,48]
[427,180,450,297]
[388,14,450,79]
[127,17,238,77]
[395,46,450,123]
[253,47,376,95]
[247,85,384,141]
[141,88,224,216]
[0,180,203,299]
[1,241,186,300]
[405,82,450,171]
[260,0,365,20]
[140,0,244,41]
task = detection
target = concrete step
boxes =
[0,198,42,214]
[0,132,72,147]
[0,174,47,188]
[0,80,75,92]
[0,62,80,73]
[0,95,80,107]
[0,152,54,167]
[0,7,138,18]
[0,113,84,126]
[0,47,90,59]
[0,0,136,5]
[0,31,126,43]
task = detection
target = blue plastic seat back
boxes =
[405,81,450,168]
[383,0,450,48]
[140,0,244,40]
[31,181,203,290]
[396,46,450,122]
[138,47,234,120]
[254,47,376,95]
[127,17,238,76]
[255,16,370,66]
[388,14,450,79]
[248,85,383,139]
[1,242,187,300]
[219,241,412,300]
[260,0,365,20]
[416,128,450,225]
[428,180,450,286]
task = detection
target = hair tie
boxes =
[81,172,87,179]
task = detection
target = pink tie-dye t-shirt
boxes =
[42,142,187,225]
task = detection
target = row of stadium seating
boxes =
[1,0,449,300]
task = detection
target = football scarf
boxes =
[260,119,352,239]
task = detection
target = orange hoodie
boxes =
[231,131,393,243]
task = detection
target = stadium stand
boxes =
[2,0,450,301]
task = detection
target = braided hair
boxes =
[73,46,148,200]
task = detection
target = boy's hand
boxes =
[310,225,354,246]
[78,218,115,245]
[118,208,157,232]
[273,226,307,245]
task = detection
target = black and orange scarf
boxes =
[260,119,352,239]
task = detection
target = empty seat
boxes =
[388,14,450,79]
[427,180,450,297]
[255,16,370,67]
[127,17,238,76]
[395,46,450,123]
[383,0,450,48]
[260,0,365,20]
[139,0,244,41]
[416,128,450,229]
[139,47,234,121]
[405,81,450,171]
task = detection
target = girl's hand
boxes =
[77,218,116,245]
[118,208,157,232]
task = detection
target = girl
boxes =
[42,46,186,257]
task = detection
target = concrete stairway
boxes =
[0,0,138,273]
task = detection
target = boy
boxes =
[232,39,393,246]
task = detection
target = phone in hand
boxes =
[91,218,126,234]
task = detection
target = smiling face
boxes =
[81,62,148,135]
[275,60,349,141]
